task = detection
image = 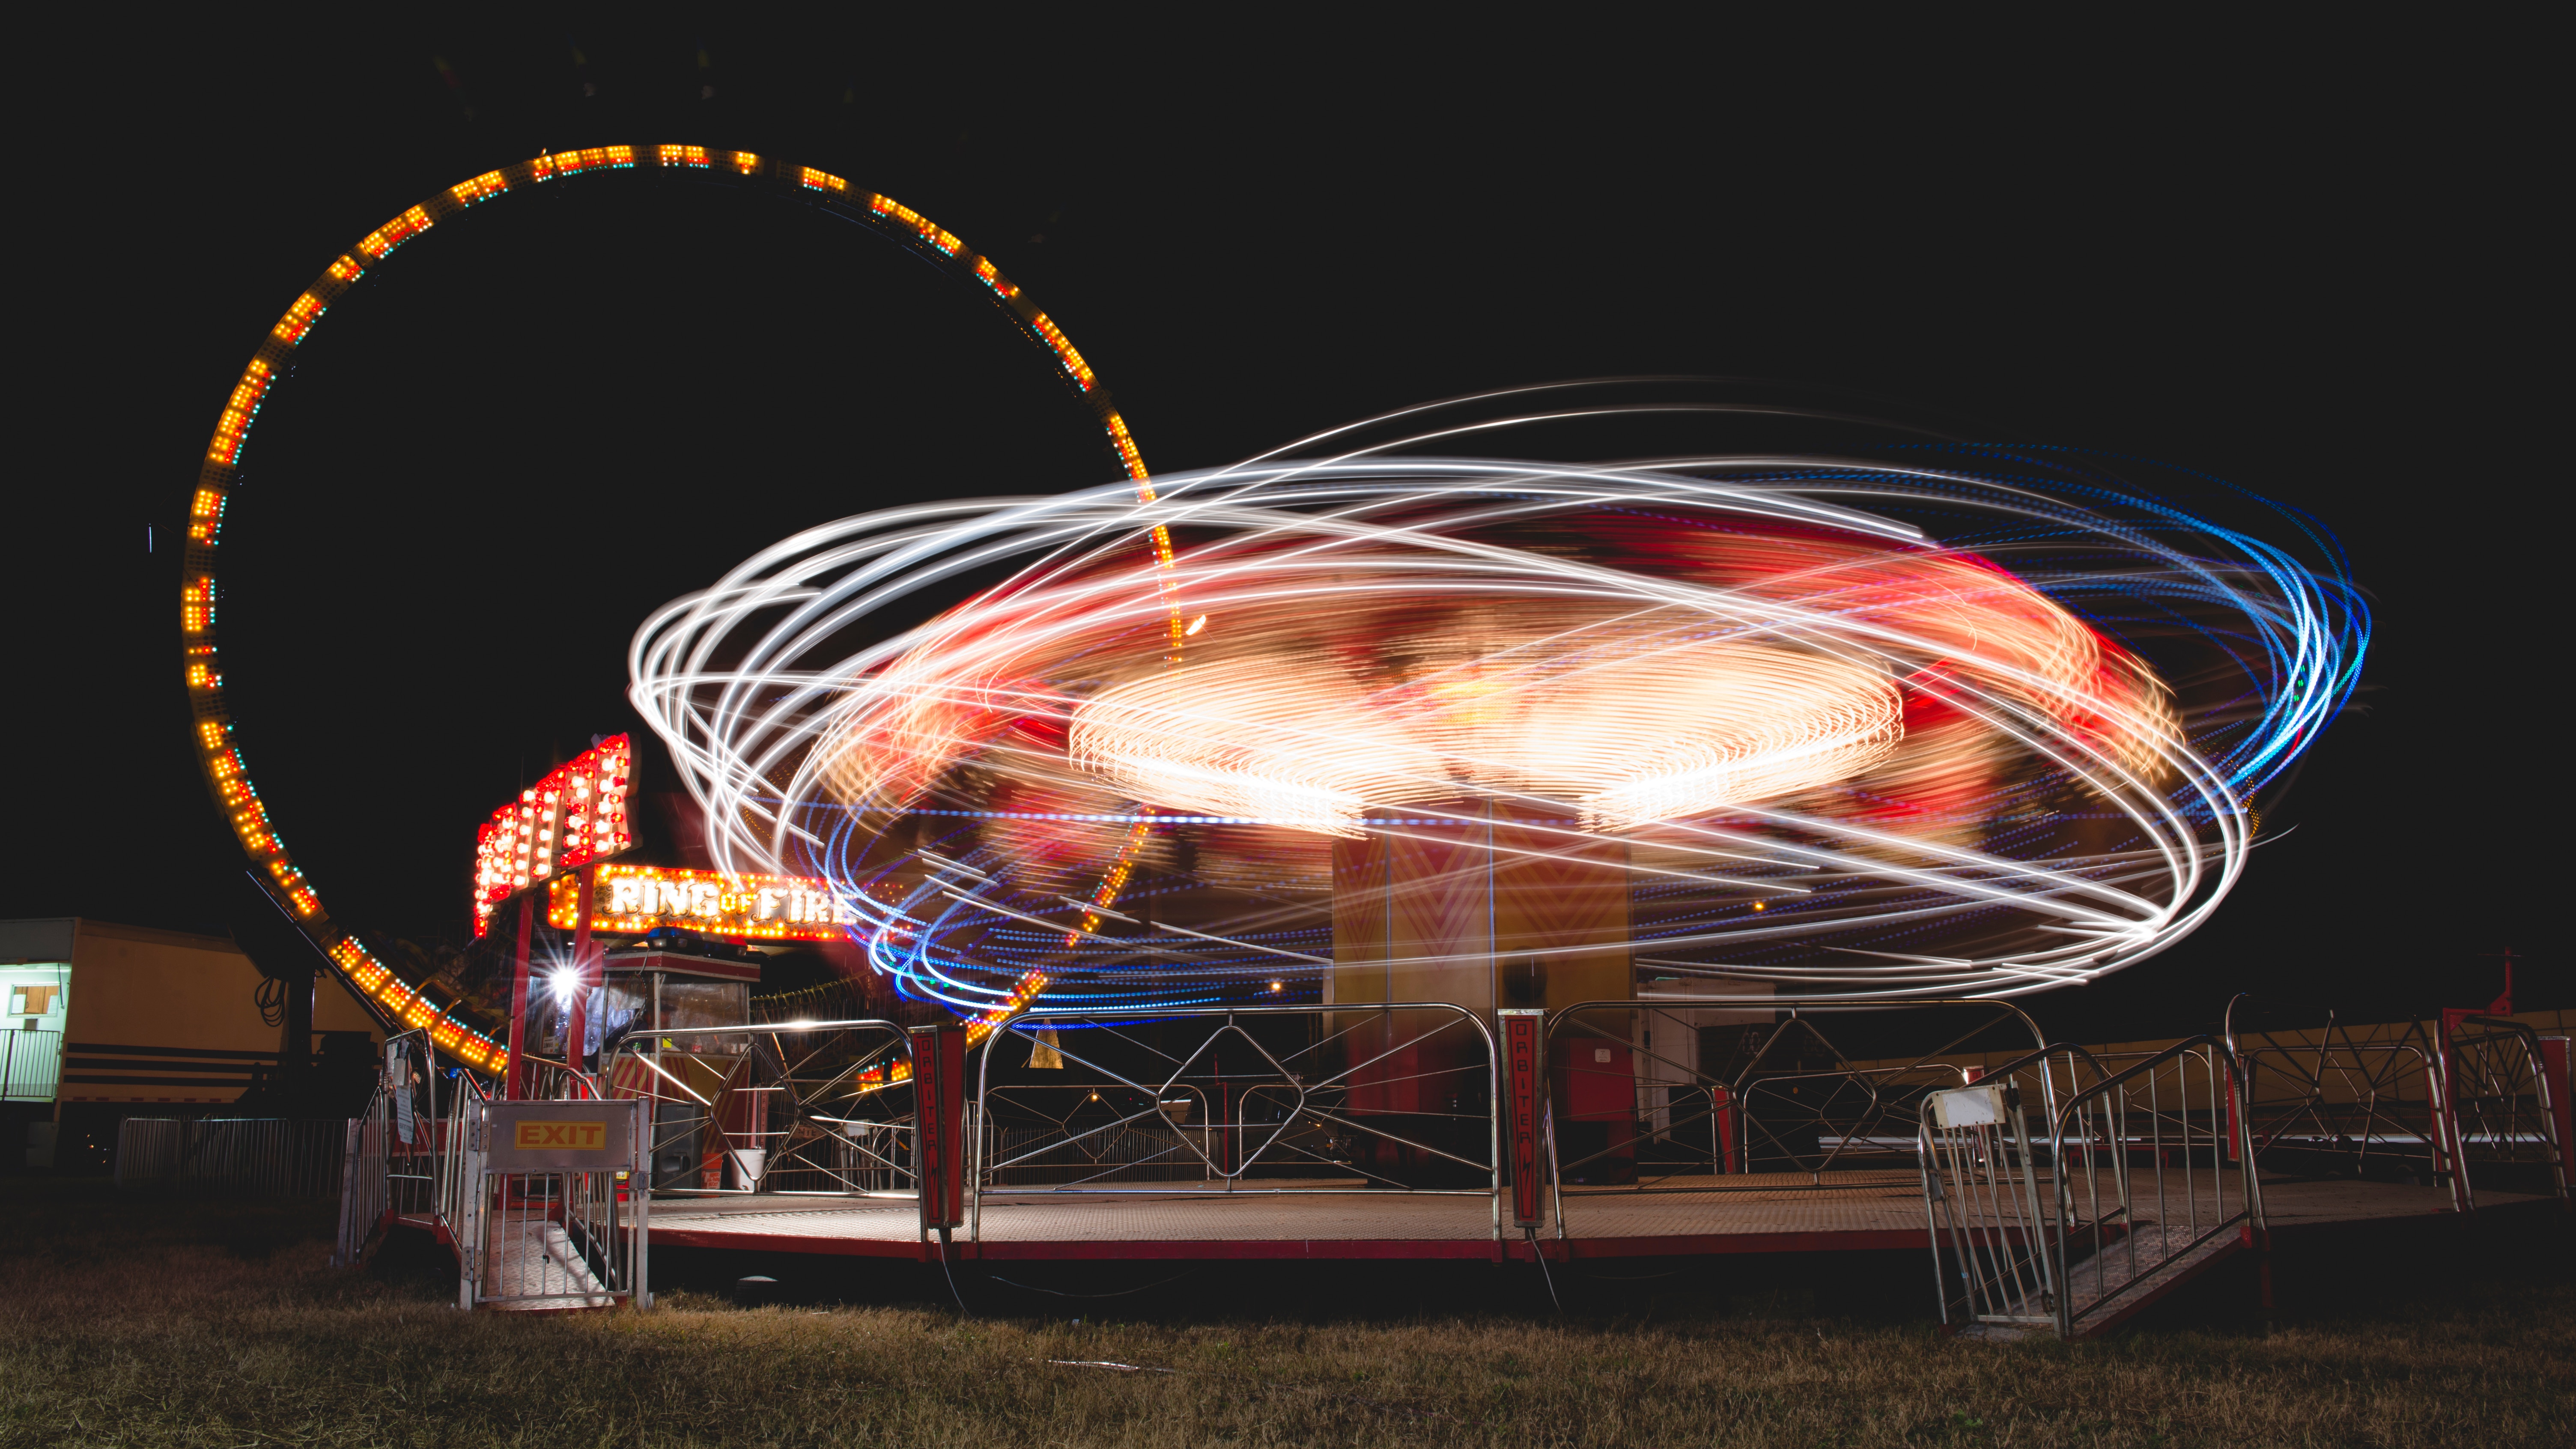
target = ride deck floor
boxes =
[642,1171,2522,1262]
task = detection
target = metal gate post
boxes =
[333,1117,365,1268]
[455,1097,484,1311]
[911,1023,966,1242]
[632,1103,653,1308]
[2004,1082,2062,1334]
[2429,1028,2473,1213]
[1500,1009,1544,1234]
[1714,1085,1739,1174]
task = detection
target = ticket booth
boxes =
[592,950,756,1190]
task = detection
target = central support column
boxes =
[1327,802,1630,1184]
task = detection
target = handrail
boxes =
[2215,990,2473,1196]
[971,1002,1503,1243]
[2045,1033,2262,1336]
[515,1053,603,1100]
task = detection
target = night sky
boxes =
[15,20,2550,1045]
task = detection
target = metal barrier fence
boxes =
[3,1028,62,1101]
[972,1004,1501,1239]
[2224,1002,2570,1211]
[602,1020,915,1198]
[344,1048,648,1309]
[116,1117,349,1197]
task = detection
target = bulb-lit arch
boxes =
[181,144,1163,1072]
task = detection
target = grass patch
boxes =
[0,1179,2567,1446]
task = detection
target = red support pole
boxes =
[911,1023,967,1235]
[1500,1009,1543,1229]
[563,868,597,1081]
[504,897,535,1100]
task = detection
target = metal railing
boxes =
[334,1112,387,1268]
[2446,1017,2570,1206]
[2224,1000,2458,1194]
[520,1055,605,1103]
[334,1029,652,1307]
[334,1029,459,1266]
[971,1004,1501,1241]
[2,1027,62,1100]
[2048,1037,2263,1336]
[600,1020,916,1199]
[1921,1036,2263,1338]
[2224,1000,2570,1210]
[116,1117,349,1197]
[1542,997,2054,1238]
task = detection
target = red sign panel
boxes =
[1501,1008,1544,1229]
[912,1023,966,1233]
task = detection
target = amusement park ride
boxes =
[187,146,2567,1335]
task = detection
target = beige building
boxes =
[2,918,385,1168]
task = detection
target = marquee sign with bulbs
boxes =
[471,735,636,937]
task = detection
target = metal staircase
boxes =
[1920,1037,2263,1339]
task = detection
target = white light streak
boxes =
[628,387,2365,1009]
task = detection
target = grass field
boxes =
[0,1180,2567,1447]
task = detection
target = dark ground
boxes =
[3,1179,2567,1446]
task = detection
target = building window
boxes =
[11,984,60,1026]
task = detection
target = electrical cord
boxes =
[255,975,288,1029]
[1526,1226,1562,1314]
[933,1228,972,1316]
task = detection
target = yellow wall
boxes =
[23,919,384,1104]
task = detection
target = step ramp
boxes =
[482,1216,618,1310]
[1976,1219,2246,1339]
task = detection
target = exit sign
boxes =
[513,1119,608,1152]
[486,1101,638,1172]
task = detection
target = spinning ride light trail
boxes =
[179,146,1161,1069]
[632,388,2367,1015]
